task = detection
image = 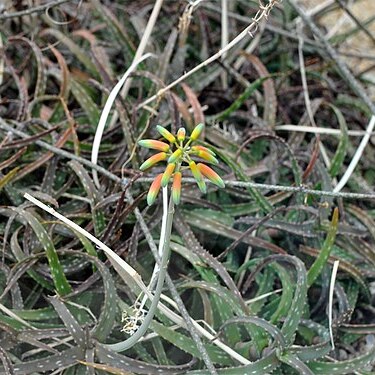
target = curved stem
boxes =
[105,191,175,352]
[139,187,168,310]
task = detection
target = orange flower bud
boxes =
[172,172,182,205]
[195,150,219,164]
[161,163,176,187]
[191,145,216,156]
[140,152,167,171]
[147,174,163,205]
[177,127,186,142]
[138,139,170,152]
[197,163,225,188]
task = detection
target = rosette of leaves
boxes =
[138,124,225,205]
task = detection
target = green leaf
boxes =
[208,144,273,213]
[308,345,375,374]
[49,296,86,348]
[187,350,280,374]
[307,207,339,287]
[220,316,287,349]
[41,29,99,77]
[11,347,85,374]
[328,105,348,177]
[281,256,307,345]
[13,208,71,295]
[151,321,233,366]
[270,263,293,323]
[213,76,270,121]
[249,255,307,345]
[68,161,106,236]
[90,0,135,61]
[96,343,197,374]
[279,351,315,375]
[70,78,101,127]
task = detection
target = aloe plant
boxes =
[106,123,226,351]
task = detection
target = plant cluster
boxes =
[0,0,374,374]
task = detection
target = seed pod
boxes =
[140,152,167,171]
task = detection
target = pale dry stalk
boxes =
[137,0,279,110]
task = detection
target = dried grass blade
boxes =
[0,168,20,191]
[13,127,72,182]
[181,83,205,127]
[0,147,26,171]
[241,53,277,127]
[40,29,98,77]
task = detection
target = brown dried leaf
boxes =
[181,83,205,128]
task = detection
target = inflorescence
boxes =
[138,123,225,205]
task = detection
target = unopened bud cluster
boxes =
[138,123,225,205]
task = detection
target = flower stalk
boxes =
[108,188,175,352]
[110,123,226,353]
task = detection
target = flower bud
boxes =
[161,163,176,187]
[190,123,204,141]
[172,172,182,205]
[195,150,219,164]
[168,149,183,163]
[189,160,203,182]
[191,145,216,156]
[197,163,225,188]
[138,139,170,152]
[177,127,186,142]
[140,152,167,171]
[147,174,163,205]
[156,125,176,143]
[197,179,207,193]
